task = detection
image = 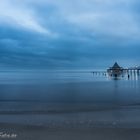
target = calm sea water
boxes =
[0,70,139,112]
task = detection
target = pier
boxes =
[92,71,107,76]
[92,62,140,79]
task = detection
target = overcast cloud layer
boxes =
[0,0,140,69]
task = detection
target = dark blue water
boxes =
[0,70,139,111]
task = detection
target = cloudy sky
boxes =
[0,0,140,69]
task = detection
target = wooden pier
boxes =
[92,62,140,78]
[92,71,107,76]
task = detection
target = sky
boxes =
[0,0,140,69]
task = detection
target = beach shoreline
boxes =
[0,123,140,140]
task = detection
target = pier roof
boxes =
[112,62,121,69]
[108,62,123,70]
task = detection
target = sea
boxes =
[0,70,140,128]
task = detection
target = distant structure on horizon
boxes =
[107,62,123,77]
[92,62,140,79]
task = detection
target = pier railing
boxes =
[92,68,140,76]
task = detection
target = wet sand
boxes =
[0,105,140,140]
[1,123,140,140]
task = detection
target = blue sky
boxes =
[0,0,140,69]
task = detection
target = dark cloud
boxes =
[0,0,140,69]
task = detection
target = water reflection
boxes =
[107,70,140,81]
[0,70,140,114]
